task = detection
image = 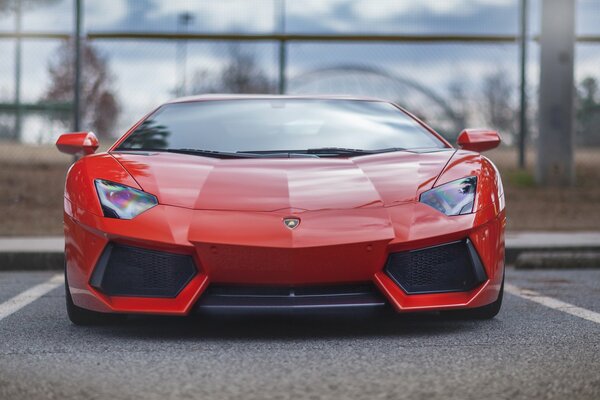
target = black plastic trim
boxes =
[384,239,488,295]
[194,283,387,310]
[90,243,197,298]
[466,238,488,284]
[100,205,120,219]
[89,243,113,289]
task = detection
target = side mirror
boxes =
[56,131,99,156]
[456,129,501,152]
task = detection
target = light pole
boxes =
[176,12,194,97]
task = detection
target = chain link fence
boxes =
[0,1,599,147]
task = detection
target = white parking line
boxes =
[2,276,598,325]
[506,283,600,325]
[0,274,63,322]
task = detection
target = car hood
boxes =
[111,149,455,212]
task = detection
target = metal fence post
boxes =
[518,0,528,169]
[73,0,82,133]
[176,12,194,97]
[278,39,287,95]
[14,0,22,141]
[277,0,286,94]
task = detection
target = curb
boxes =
[505,246,600,265]
[0,252,65,271]
[0,237,64,271]
[515,251,600,270]
[505,231,600,266]
[2,248,600,272]
[1,234,599,271]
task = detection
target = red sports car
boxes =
[56,95,505,325]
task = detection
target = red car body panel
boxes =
[61,95,505,315]
[56,131,99,156]
[110,150,455,211]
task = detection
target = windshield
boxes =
[116,99,446,156]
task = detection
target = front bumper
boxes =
[64,199,505,315]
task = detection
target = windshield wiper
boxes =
[118,147,409,159]
[236,150,319,158]
[237,147,406,157]
[117,148,279,159]
[305,147,406,156]
[167,148,262,158]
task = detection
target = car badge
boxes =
[283,217,300,230]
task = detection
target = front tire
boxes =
[65,269,123,325]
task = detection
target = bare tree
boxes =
[191,44,275,94]
[447,79,470,132]
[42,41,120,137]
[481,70,517,141]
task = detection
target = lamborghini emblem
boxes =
[283,217,300,230]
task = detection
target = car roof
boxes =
[166,94,390,104]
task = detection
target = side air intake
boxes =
[90,243,197,298]
[384,240,487,295]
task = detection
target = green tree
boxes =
[576,77,600,146]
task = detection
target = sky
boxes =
[0,0,599,143]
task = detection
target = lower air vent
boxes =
[385,240,487,294]
[90,243,197,298]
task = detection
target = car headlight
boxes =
[419,176,477,216]
[94,179,158,219]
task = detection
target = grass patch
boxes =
[506,169,536,188]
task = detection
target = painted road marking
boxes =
[506,283,600,325]
[0,274,63,322]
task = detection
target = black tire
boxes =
[65,268,123,325]
[444,276,504,320]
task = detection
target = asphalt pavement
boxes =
[1,268,599,400]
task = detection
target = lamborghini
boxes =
[56,95,505,325]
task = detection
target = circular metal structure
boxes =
[289,65,464,137]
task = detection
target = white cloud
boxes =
[84,0,129,30]
[352,0,513,21]
[148,0,276,31]
[576,45,600,81]
[351,0,421,20]
[21,0,72,32]
[286,0,349,18]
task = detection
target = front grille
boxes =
[194,283,386,309]
[385,240,487,294]
[90,243,197,298]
